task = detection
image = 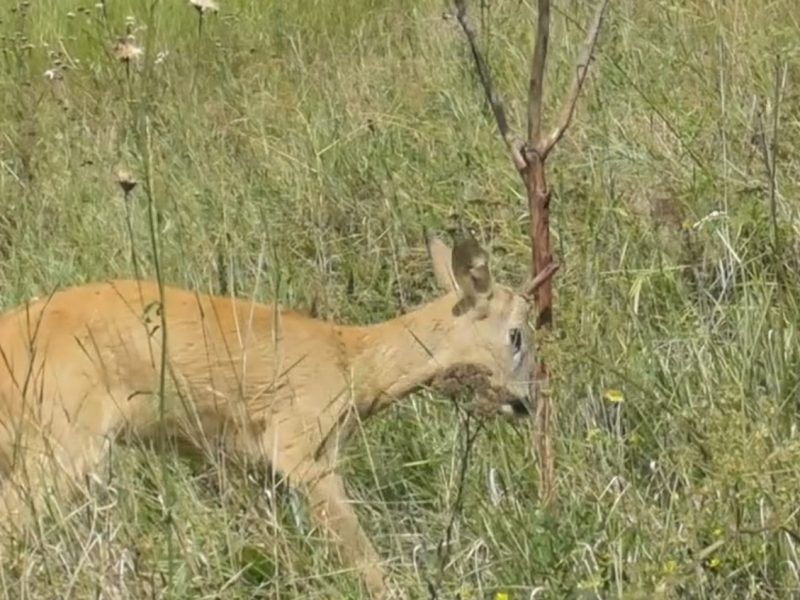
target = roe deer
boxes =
[0,234,536,598]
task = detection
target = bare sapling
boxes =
[453,0,610,505]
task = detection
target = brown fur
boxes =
[0,237,533,598]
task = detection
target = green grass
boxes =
[2,0,800,597]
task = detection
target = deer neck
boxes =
[346,293,460,416]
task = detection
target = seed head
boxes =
[114,167,138,197]
[190,0,219,14]
[112,35,142,63]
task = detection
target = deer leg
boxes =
[298,465,388,599]
[0,431,110,539]
[0,386,129,538]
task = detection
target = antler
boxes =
[519,261,559,299]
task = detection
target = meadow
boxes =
[1,0,800,598]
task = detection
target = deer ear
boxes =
[450,236,493,318]
[451,237,493,299]
[426,234,458,292]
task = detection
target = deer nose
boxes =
[507,398,530,416]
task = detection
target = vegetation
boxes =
[1,0,799,597]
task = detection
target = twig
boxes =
[540,0,610,155]
[527,0,550,145]
[436,411,483,583]
[454,0,526,173]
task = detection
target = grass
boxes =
[2,0,800,597]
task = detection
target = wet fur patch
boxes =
[429,363,521,415]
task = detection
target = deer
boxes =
[0,234,538,598]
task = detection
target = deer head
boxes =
[426,233,535,418]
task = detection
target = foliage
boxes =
[1,0,800,597]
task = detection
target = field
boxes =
[2,0,800,598]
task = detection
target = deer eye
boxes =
[509,328,523,355]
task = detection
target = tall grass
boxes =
[1,0,800,597]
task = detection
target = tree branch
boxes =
[540,0,610,156]
[454,0,527,173]
[527,0,550,145]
